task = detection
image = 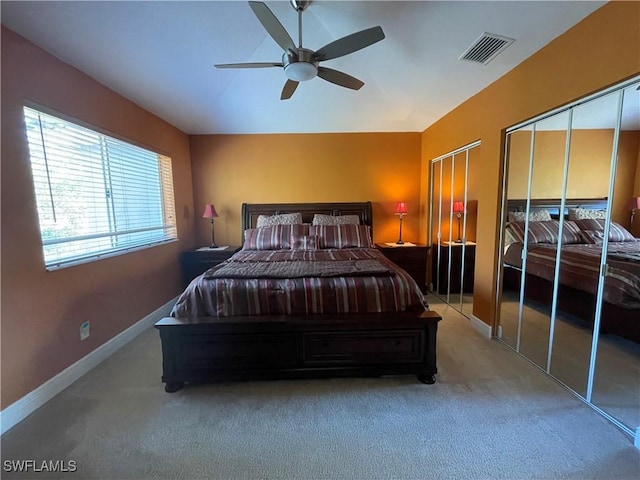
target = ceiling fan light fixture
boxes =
[284,61,317,81]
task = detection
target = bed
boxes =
[156,201,442,392]
[501,198,640,343]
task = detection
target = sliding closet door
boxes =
[431,160,443,294]
[461,147,480,317]
[550,95,617,396]
[499,130,531,350]
[498,76,640,444]
[449,152,468,309]
[429,142,479,315]
[591,83,640,433]
[518,114,568,370]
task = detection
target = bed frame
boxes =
[501,198,640,343]
[156,201,442,392]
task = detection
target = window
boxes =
[23,106,177,269]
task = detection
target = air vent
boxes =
[459,33,515,65]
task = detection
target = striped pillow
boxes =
[507,220,583,245]
[242,224,307,250]
[574,219,637,243]
[309,224,373,249]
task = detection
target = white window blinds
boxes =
[24,106,177,269]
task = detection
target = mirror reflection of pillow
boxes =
[568,208,607,221]
[507,209,551,222]
[574,219,637,242]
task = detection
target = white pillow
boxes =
[568,208,607,221]
[256,212,303,227]
[312,214,360,226]
[507,209,551,222]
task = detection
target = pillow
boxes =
[290,235,319,251]
[568,208,607,221]
[242,224,306,250]
[309,224,373,249]
[312,214,361,226]
[256,212,303,227]
[507,209,552,223]
[574,219,637,243]
[507,220,583,245]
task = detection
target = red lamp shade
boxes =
[202,204,219,219]
[395,202,408,215]
[453,201,465,214]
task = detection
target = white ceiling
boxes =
[1,1,607,135]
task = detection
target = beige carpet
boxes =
[1,297,639,480]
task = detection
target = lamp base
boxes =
[396,240,405,245]
[209,243,219,249]
[455,239,463,243]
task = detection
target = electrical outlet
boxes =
[80,321,90,341]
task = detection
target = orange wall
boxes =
[0,27,194,409]
[420,1,640,325]
[189,133,422,246]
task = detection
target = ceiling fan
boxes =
[215,0,385,100]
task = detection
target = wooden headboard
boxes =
[506,198,607,219]
[242,201,373,233]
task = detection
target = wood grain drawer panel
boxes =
[302,330,423,365]
[179,333,297,370]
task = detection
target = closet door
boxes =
[461,147,480,317]
[430,160,443,294]
[549,95,617,396]
[518,114,569,371]
[590,83,640,433]
[498,76,640,443]
[499,129,531,350]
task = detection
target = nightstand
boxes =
[433,242,476,294]
[375,243,429,292]
[179,246,241,287]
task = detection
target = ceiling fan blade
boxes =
[314,26,385,61]
[281,79,299,100]
[215,62,283,69]
[249,1,296,52]
[317,67,364,90]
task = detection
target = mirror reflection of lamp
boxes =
[453,201,465,243]
[395,202,408,245]
[202,204,219,248]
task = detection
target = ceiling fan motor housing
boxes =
[283,48,318,81]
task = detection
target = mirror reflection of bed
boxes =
[498,80,640,435]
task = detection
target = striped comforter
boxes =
[171,248,428,317]
[522,242,640,308]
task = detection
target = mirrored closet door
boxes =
[429,142,479,317]
[497,77,640,442]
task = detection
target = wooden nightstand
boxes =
[179,246,241,287]
[375,243,429,292]
[433,242,476,294]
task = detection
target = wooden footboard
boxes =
[155,310,441,392]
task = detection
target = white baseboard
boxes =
[469,314,492,338]
[0,297,177,435]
